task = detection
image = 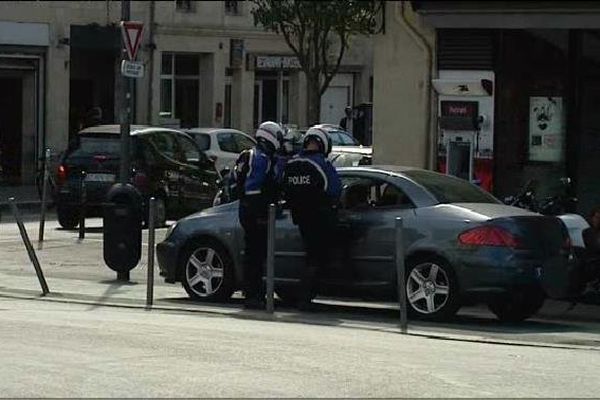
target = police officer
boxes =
[283,126,342,311]
[232,121,283,309]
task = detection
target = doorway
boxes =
[0,77,22,185]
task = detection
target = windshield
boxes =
[403,170,499,204]
[70,136,121,158]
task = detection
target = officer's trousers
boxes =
[297,212,336,304]
[239,208,267,302]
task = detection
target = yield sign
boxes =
[120,21,144,61]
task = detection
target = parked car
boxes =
[288,124,360,147]
[157,165,579,322]
[184,128,256,175]
[329,146,372,167]
[55,125,218,229]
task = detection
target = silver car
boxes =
[157,166,578,322]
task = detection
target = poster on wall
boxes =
[529,96,565,162]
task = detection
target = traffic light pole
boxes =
[119,0,131,184]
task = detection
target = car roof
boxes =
[338,165,422,176]
[186,127,249,136]
[77,124,184,136]
[331,145,372,155]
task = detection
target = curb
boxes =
[1,288,598,352]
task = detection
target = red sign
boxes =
[440,101,478,118]
[120,21,144,61]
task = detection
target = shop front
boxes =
[413,2,600,216]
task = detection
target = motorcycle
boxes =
[504,178,595,298]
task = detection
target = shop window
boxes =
[225,1,241,15]
[160,52,201,127]
[176,0,194,13]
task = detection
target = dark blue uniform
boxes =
[283,150,342,307]
[232,145,278,304]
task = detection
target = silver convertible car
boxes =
[157,166,578,322]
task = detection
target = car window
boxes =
[217,132,237,153]
[194,133,211,151]
[338,132,358,145]
[177,134,201,164]
[149,132,179,161]
[328,132,342,146]
[403,170,499,204]
[340,176,413,210]
[233,132,255,152]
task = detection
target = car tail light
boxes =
[57,164,68,185]
[133,171,149,190]
[458,226,522,248]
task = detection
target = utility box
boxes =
[103,183,142,277]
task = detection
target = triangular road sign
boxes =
[120,21,144,61]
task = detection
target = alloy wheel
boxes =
[406,262,450,314]
[185,247,224,297]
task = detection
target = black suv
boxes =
[55,125,218,229]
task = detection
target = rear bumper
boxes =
[453,247,579,300]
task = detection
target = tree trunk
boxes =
[306,77,321,126]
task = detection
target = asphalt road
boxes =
[2,296,600,398]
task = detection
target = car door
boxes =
[175,132,218,211]
[337,172,417,289]
[147,131,184,213]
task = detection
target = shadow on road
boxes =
[87,279,139,310]
[159,295,580,336]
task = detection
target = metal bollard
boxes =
[78,171,86,241]
[395,217,408,334]
[38,148,51,249]
[265,203,276,314]
[146,197,156,308]
[9,198,49,295]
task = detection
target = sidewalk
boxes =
[2,217,600,350]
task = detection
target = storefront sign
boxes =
[255,55,301,69]
[529,96,564,162]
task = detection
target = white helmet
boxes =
[256,121,283,151]
[303,125,332,155]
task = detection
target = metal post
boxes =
[38,148,51,249]
[277,67,283,125]
[119,0,131,184]
[395,217,408,334]
[78,171,86,241]
[9,198,49,295]
[266,203,276,313]
[146,197,156,308]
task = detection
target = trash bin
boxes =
[103,183,143,279]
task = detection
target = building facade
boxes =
[0,0,373,187]
[373,1,600,216]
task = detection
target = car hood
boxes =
[183,201,238,221]
[423,202,539,222]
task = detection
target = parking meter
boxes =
[103,183,143,280]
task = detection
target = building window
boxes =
[160,52,201,128]
[176,0,194,13]
[225,0,241,16]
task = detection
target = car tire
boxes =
[57,206,79,230]
[405,256,461,321]
[488,287,545,323]
[180,238,235,302]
